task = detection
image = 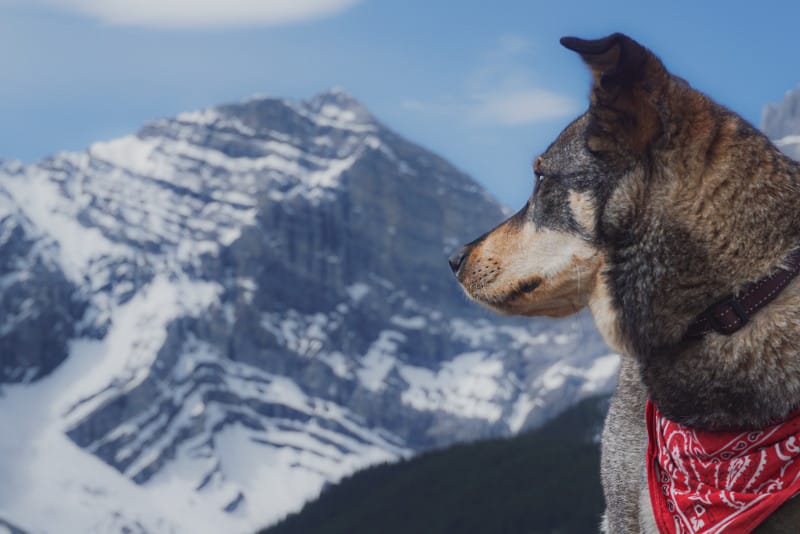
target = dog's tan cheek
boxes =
[569,191,596,233]
[512,252,602,317]
[588,272,630,355]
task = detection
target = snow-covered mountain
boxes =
[0,90,617,533]
[763,86,800,159]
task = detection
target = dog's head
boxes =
[450,33,736,353]
[451,34,664,310]
[448,111,607,319]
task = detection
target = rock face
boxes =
[0,90,616,533]
[762,86,800,159]
[0,179,85,382]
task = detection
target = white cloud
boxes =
[31,0,360,29]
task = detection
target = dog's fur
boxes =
[450,33,800,532]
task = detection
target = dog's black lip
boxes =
[485,278,543,308]
[519,278,542,294]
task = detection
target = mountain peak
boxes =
[309,87,363,109]
[167,88,376,136]
[304,87,375,127]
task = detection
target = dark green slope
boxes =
[260,396,609,534]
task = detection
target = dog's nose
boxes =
[448,247,468,274]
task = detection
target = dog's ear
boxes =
[560,33,649,90]
[561,33,668,154]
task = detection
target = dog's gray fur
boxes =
[601,356,648,532]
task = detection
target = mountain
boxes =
[762,86,800,159]
[0,89,617,533]
[262,395,609,534]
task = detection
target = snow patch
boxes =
[774,134,800,146]
[579,354,621,394]
[399,352,506,422]
[536,354,620,396]
[358,331,405,392]
[508,394,544,434]
[390,315,427,329]
[2,169,130,282]
[346,283,370,302]
[63,276,221,425]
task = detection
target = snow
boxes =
[90,136,161,175]
[129,343,408,531]
[2,168,130,282]
[535,354,620,395]
[346,282,370,302]
[176,108,222,126]
[215,426,328,524]
[449,318,500,346]
[318,351,351,378]
[553,333,571,345]
[319,104,359,124]
[0,323,409,534]
[260,310,333,359]
[306,151,358,189]
[579,354,621,394]
[357,331,405,391]
[774,134,800,146]
[390,315,427,329]
[288,100,376,134]
[0,335,237,534]
[206,421,398,528]
[62,276,221,426]
[399,352,507,422]
[508,394,544,434]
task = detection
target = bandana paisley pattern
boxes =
[646,400,800,533]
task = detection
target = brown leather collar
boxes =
[685,248,800,339]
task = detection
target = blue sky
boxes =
[1,0,799,207]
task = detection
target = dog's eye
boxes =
[533,172,545,194]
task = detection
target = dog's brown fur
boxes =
[450,33,800,532]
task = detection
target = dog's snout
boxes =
[448,247,468,275]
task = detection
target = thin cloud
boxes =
[400,100,430,112]
[473,89,577,125]
[30,0,360,29]
[402,90,576,125]
[495,34,531,56]
[404,34,577,127]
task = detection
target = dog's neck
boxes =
[591,272,800,431]
[593,113,800,431]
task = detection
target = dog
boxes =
[449,33,800,533]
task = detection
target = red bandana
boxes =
[646,400,800,533]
